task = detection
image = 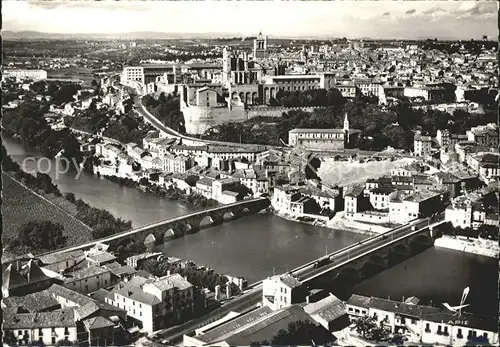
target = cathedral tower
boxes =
[253,32,268,60]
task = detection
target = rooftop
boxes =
[305,294,346,322]
[2,291,61,313]
[196,306,274,343]
[64,266,110,283]
[46,284,94,306]
[37,249,84,265]
[3,308,76,329]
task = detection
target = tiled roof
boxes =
[83,316,115,330]
[87,251,116,264]
[2,291,60,313]
[346,294,371,308]
[305,294,346,322]
[2,264,29,290]
[155,273,193,291]
[3,308,76,329]
[46,284,93,307]
[24,259,49,283]
[37,250,84,265]
[349,295,498,332]
[225,305,314,346]
[110,265,137,277]
[64,266,110,283]
[196,306,273,343]
[289,128,346,134]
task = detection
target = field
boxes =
[2,173,93,254]
[317,157,415,187]
[47,67,95,85]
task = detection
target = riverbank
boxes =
[272,209,392,236]
[97,173,219,210]
[434,235,499,258]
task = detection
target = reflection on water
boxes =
[3,135,498,317]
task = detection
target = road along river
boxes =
[3,135,497,317]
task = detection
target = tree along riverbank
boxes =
[2,145,136,258]
[99,174,219,209]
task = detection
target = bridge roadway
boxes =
[151,214,446,343]
[35,197,268,258]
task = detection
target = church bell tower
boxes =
[343,112,350,146]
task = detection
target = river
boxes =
[3,135,498,317]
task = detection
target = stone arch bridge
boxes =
[115,197,271,247]
[36,198,271,258]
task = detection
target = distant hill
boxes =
[2,31,246,40]
[2,30,342,41]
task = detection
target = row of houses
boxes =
[183,273,498,346]
[2,244,202,344]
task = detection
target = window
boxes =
[348,307,353,312]
[457,328,463,338]
[51,328,55,333]
[437,325,442,334]
[411,319,416,325]
[355,309,360,314]
[483,333,488,339]
[425,323,430,332]
[39,328,43,336]
[18,331,22,336]
[64,327,69,335]
[52,337,56,344]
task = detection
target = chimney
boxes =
[215,285,221,301]
[167,270,171,276]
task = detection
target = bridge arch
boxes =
[164,229,176,242]
[144,233,156,245]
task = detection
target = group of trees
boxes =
[251,320,335,346]
[271,88,346,108]
[68,100,110,134]
[139,258,238,293]
[439,222,499,241]
[3,150,63,197]
[142,92,185,133]
[103,111,153,144]
[165,186,219,209]
[3,102,83,160]
[3,148,133,249]
[63,193,132,240]
[352,315,391,342]
[10,220,67,252]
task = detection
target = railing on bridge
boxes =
[36,197,270,258]
[300,217,445,282]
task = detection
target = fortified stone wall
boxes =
[183,100,325,135]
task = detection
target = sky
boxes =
[3,1,499,40]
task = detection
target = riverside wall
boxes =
[434,235,499,258]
